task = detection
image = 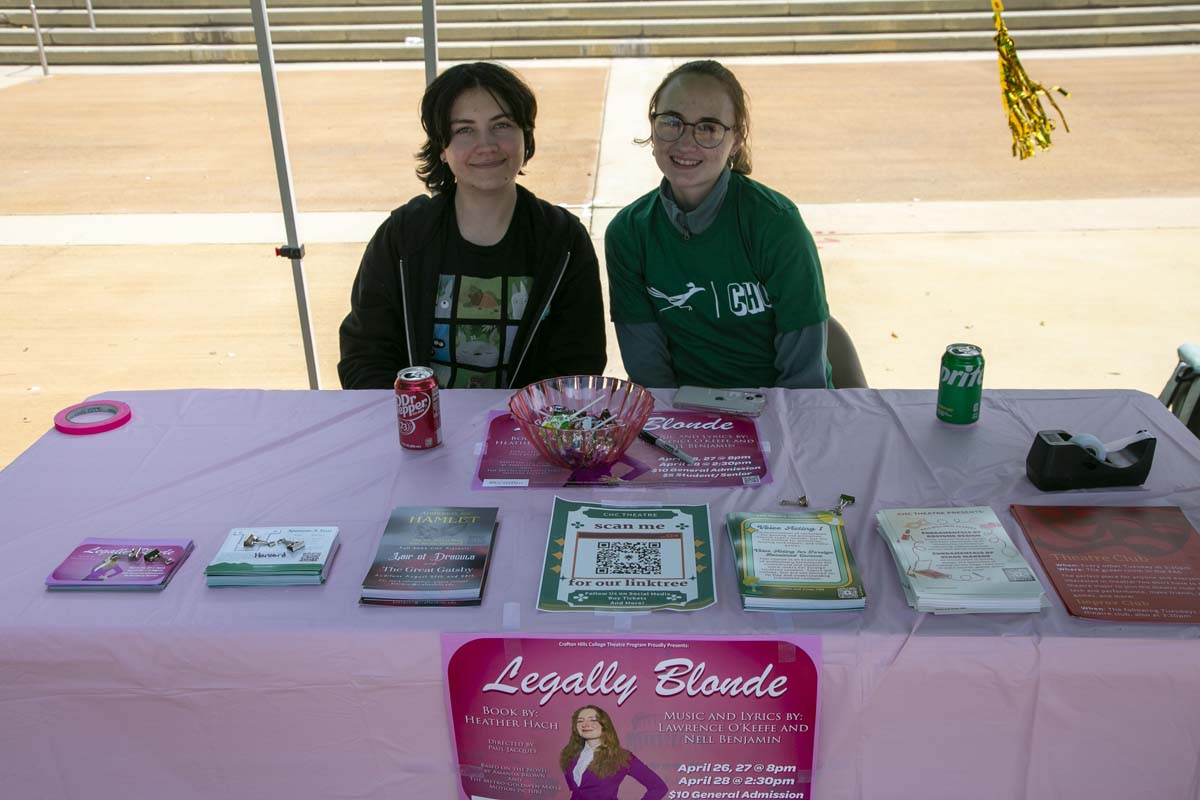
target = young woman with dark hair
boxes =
[559,706,667,800]
[338,62,606,390]
[605,60,840,390]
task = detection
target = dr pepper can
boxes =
[395,366,442,450]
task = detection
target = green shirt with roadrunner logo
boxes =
[605,172,829,388]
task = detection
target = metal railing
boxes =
[29,1,47,75]
[28,0,97,76]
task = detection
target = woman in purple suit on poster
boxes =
[559,705,668,800]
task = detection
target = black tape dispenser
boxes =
[1026,430,1156,491]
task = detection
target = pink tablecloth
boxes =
[1,388,1198,800]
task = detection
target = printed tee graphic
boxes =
[647,280,772,317]
[433,274,533,388]
[648,282,705,312]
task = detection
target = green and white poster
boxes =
[537,497,715,612]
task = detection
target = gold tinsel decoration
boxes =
[992,0,1070,159]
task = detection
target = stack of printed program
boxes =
[726,510,866,611]
[205,526,340,586]
[876,507,1046,614]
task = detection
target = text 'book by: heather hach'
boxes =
[361,506,498,606]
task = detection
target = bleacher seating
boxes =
[2,0,1199,65]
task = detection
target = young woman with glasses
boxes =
[605,60,834,389]
[338,62,606,390]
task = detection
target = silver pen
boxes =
[638,430,696,465]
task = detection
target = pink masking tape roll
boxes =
[54,400,133,435]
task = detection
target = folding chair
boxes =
[828,316,868,389]
[1158,343,1200,437]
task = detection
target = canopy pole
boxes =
[421,0,438,87]
[249,0,320,390]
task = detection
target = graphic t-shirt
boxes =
[605,172,828,388]
[431,198,535,389]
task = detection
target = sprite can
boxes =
[937,343,984,424]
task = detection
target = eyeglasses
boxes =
[651,113,732,149]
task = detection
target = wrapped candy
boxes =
[535,404,621,464]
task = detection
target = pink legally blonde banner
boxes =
[474,411,771,490]
[441,634,820,800]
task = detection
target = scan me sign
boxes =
[442,634,820,800]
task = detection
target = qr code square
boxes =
[595,540,662,575]
[1003,567,1034,582]
[300,552,320,563]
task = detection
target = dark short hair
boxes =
[642,60,752,174]
[416,62,538,194]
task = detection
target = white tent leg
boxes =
[249,0,321,390]
[422,0,438,87]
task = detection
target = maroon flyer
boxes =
[474,410,771,489]
[1011,504,1200,623]
[442,634,820,800]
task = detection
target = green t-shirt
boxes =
[605,173,829,388]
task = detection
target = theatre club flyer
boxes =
[442,634,820,800]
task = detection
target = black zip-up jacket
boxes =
[338,185,607,390]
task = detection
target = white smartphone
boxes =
[672,386,767,417]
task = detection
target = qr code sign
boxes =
[595,540,662,575]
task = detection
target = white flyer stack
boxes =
[205,526,340,586]
[876,507,1046,614]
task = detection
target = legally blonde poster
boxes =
[442,634,820,800]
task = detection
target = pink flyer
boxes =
[474,411,771,489]
[441,634,820,800]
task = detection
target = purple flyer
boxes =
[45,537,194,590]
[474,410,771,489]
[442,634,821,800]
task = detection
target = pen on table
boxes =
[638,430,696,465]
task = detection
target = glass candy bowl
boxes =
[509,376,655,469]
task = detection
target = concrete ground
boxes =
[1,48,1198,469]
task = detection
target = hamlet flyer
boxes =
[538,498,715,612]
[442,634,820,800]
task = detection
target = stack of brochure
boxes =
[361,506,498,606]
[726,510,866,611]
[46,537,194,591]
[876,507,1046,614]
[205,526,340,586]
